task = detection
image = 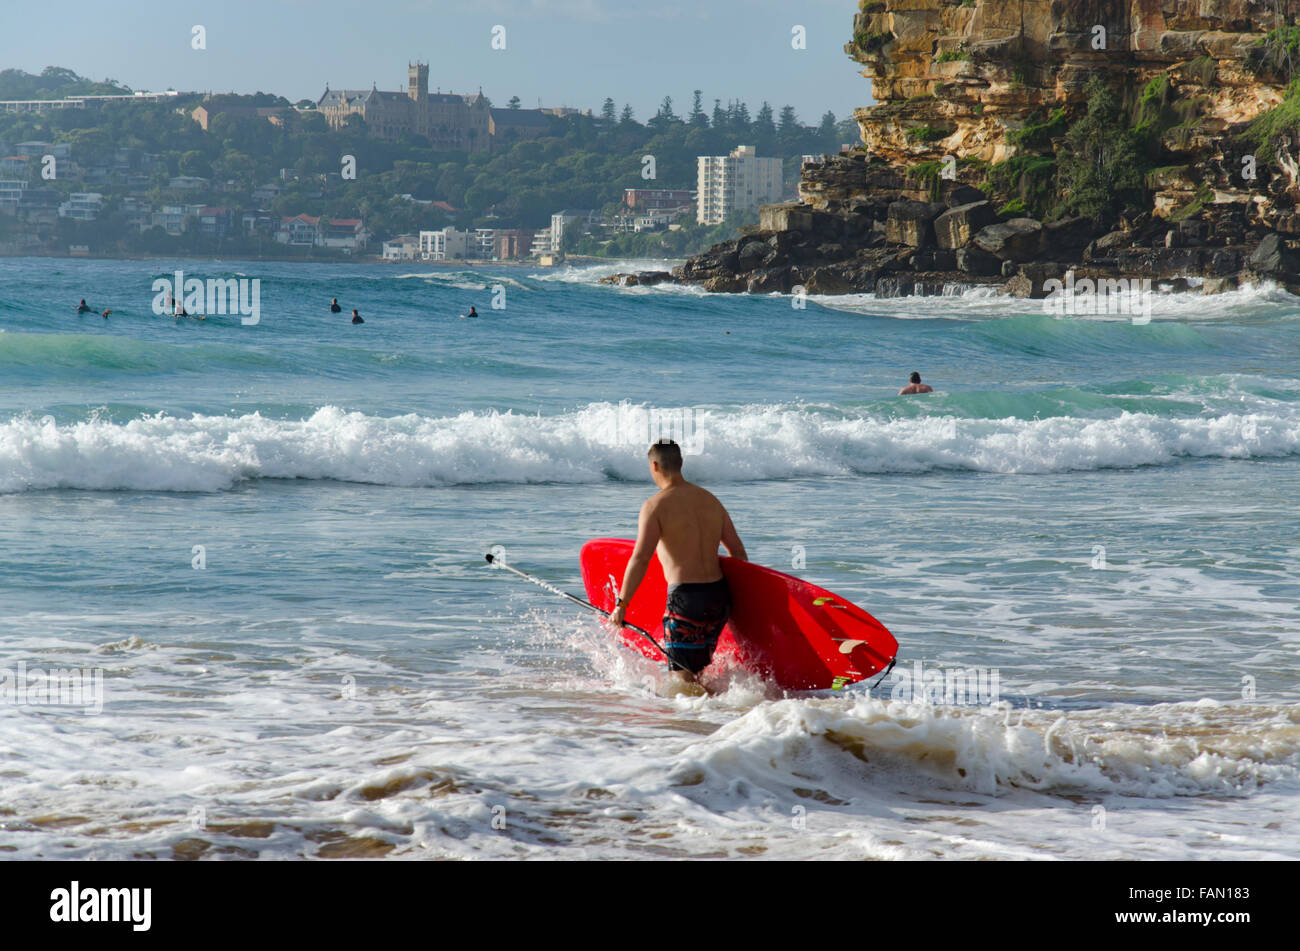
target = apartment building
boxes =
[695,145,784,226]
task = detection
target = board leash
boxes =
[484,553,689,671]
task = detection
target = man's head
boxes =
[909,371,922,384]
[647,438,683,485]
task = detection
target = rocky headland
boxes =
[605,0,1300,299]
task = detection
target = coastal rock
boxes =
[1044,217,1099,260]
[956,246,1002,276]
[1004,262,1065,299]
[746,267,792,294]
[885,200,946,247]
[973,218,1044,262]
[1247,233,1298,277]
[934,201,999,250]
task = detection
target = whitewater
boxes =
[0,255,1297,860]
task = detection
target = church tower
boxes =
[408,62,428,102]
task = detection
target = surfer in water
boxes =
[351,309,364,324]
[608,438,747,690]
[464,306,478,318]
[330,298,342,313]
[898,371,933,395]
[76,299,92,314]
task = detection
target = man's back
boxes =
[647,482,726,585]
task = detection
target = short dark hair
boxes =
[647,438,682,472]
[910,371,922,384]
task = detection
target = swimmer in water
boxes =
[101,309,112,319]
[464,306,478,318]
[351,309,364,324]
[898,371,933,395]
[76,299,92,314]
[330,298,342,313]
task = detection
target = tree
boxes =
[601,98,617,123]
[712,98,726,129]
[1057,77,1147,222]
[689,89,708,127]
[508,96,521,109]
[755,102,777,139]
[778,105,799,142]
[650,95,679,131]
[619,104,636,126]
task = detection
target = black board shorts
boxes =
[662,577,731,674]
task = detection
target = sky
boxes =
[0,0,873,128]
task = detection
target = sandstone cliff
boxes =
[650,0,1300,298]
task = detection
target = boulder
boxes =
[759,203,813,233]
[1004,262,1065,299]
[1084,230,1132,261]
[746,267,792,294]
[934,201,999,250]
[1043,216,1098,259]
[737,238,769,271]
[956,246,1002,276]
[1247,233,1300,278]
[803,266,855,295]
[973,218,1044,261]
[701,274,747,293]
[885,200,946,247]
[942,183,987,207]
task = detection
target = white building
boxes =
[419,226,469,261]
[58,192,105,220]
[549,209,595,251]
[383,234,421,261]
[0,180,26,208]
[696,145,784,225]
[472,229,495,258]
[529,227,553,257]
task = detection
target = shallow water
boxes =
[1,256,1297,859]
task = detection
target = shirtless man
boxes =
[898,371,933,395]
[609,439,747,686]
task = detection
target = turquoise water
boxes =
[1,255,1298,859]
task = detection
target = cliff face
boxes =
[843,0,1293,220]
[657,0,1300,297]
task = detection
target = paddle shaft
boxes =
[484,553,686,669]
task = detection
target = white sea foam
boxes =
[2,401,1297,492]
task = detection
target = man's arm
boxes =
[610,499,661,626]
[720,506,747,561]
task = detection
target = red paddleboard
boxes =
[579,538,897,691]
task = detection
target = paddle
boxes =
[484,553,688,670]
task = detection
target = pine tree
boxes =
[778,105,799,141]
[601,98,616,123]
[690,89,708,127]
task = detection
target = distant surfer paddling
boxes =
[463,305,477,318]
[330,298,342,313]
[76,299,92,314]
[351,308,364,324]
[898,371,933,395]
[608,438,747,689]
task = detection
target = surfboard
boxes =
[579,538,898,691]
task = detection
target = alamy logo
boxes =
[615,403,700,452]
[1041,271,1153,324]
[49,882,151,931]
[0,662,103,714]
[152,270,261,325]
[889,659,1000,706]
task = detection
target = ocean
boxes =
[1,255,1297,859]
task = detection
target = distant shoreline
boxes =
[0,250,655,269]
